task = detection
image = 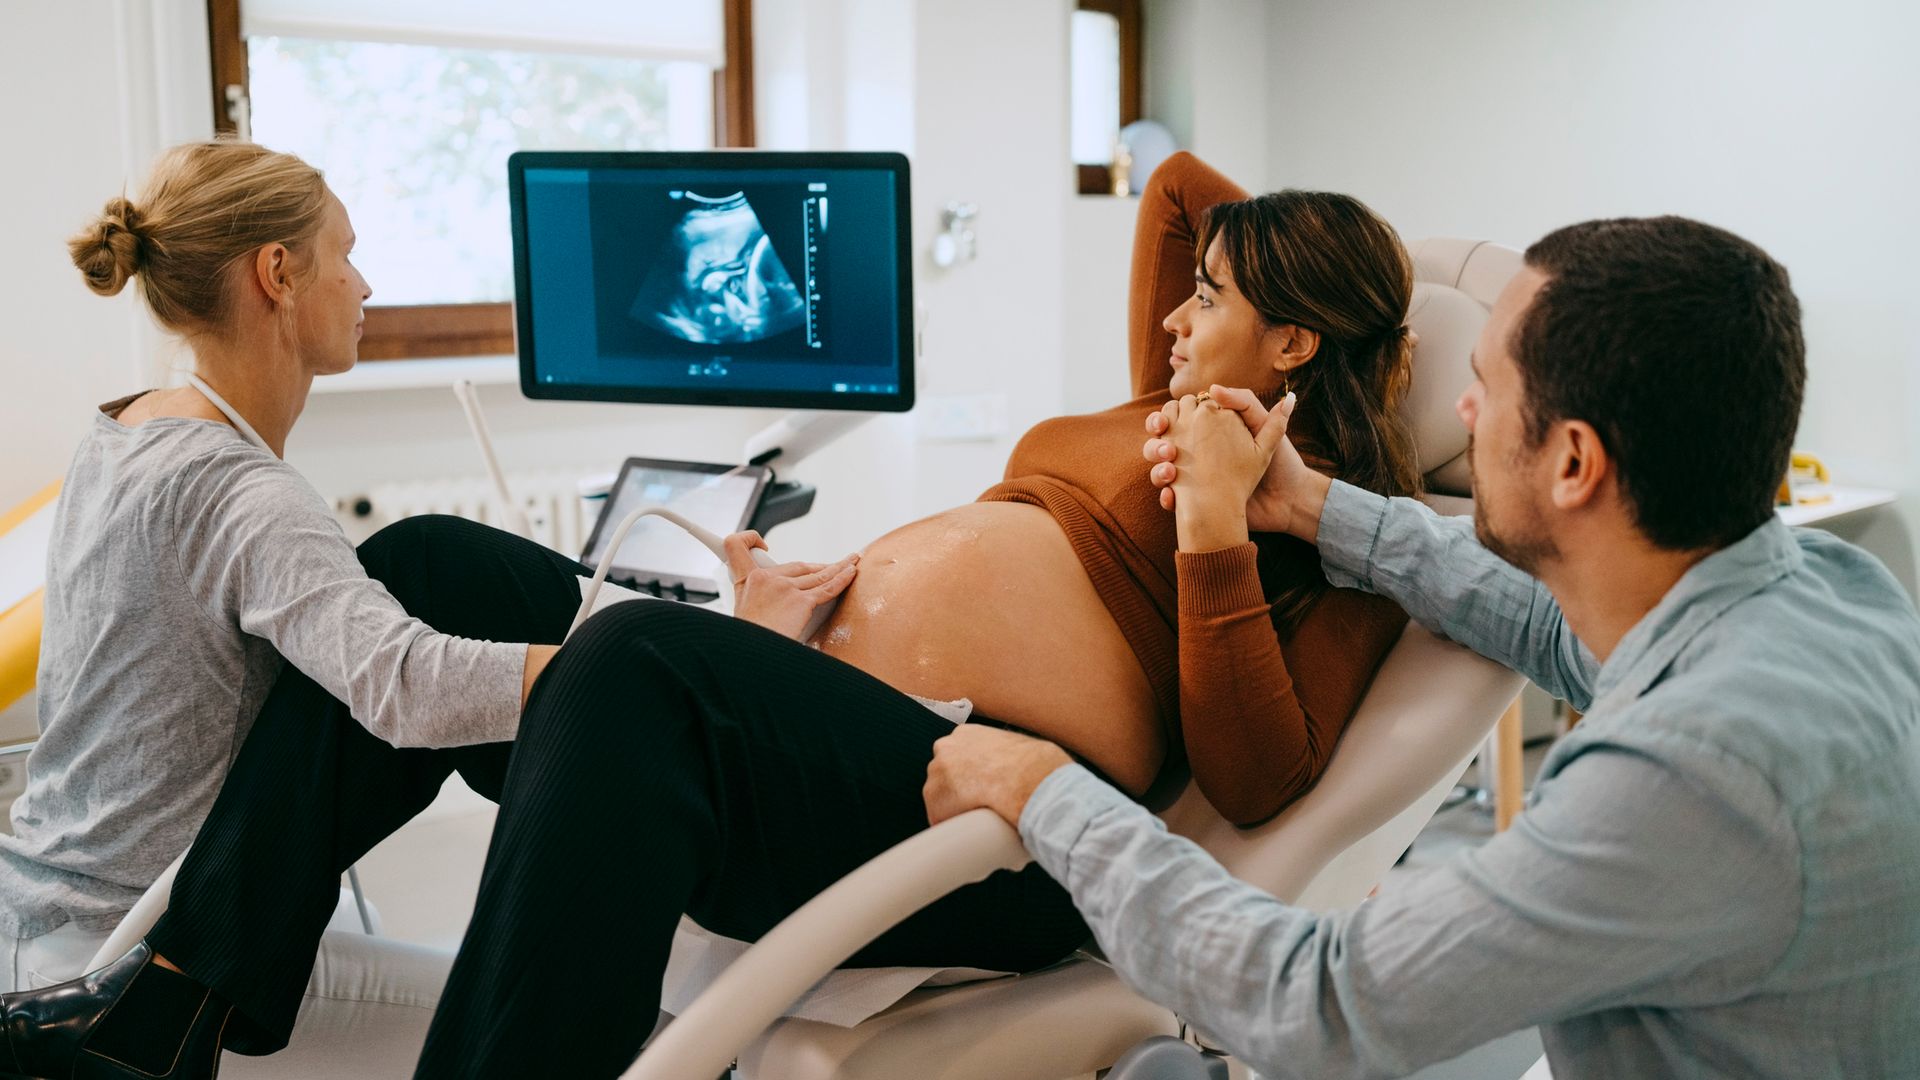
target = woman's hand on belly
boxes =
[725,530,861,640]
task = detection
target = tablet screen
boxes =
[580,458,769,595]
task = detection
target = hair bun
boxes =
[69,196,145,297]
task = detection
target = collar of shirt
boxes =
[1587,516,1803,712]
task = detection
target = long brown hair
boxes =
[1198,190,1422,628]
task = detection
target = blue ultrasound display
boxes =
[626,190,810,346]
[512,153,911,410]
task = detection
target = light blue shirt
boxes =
[1020,481,1920,1079]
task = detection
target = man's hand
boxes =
[1141,385,1333,542]
[925,725,1075,827]
[724,530,859,640]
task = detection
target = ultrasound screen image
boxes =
[588,175,833,362]
[518,156,905,407]
[629,191,807,345]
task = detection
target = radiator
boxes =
[343,471,596,556]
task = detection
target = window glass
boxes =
[1070,10,1122,166]
[249,37,713,305]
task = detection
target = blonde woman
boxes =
[0,139,848,1078]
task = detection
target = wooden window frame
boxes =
[1074,0,1143,197]
[207,0,757,361]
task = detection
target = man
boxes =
[924,216,1920,1078]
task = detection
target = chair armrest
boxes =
[622,808,1032,1080]
[1159,624,1522,908]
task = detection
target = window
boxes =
[207,0,755,359]
[1072,0,1142,196]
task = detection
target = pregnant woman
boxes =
[0,152,1419,1079]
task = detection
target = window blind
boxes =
[241,0,724,66]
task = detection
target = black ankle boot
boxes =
[0,941,227,1079]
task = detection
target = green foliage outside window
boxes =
[250,37,708,305]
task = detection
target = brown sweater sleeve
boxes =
[1128,153,1251,398]
[1175,543,1409,826]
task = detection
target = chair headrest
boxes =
[1400,238,1524,496]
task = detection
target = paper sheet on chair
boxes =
[660,918,1014,1027]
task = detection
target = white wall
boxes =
[1266,0,1920,592]
[0,1,208,511]
[1065,0,1277,416]
[907,1,1074,514]
[1142,0,1277,189]
[1063,197,1138,413]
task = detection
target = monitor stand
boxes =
[453,381,866,545]
[750,480,815,534]
[738,409,870,536]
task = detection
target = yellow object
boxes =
[1790,452,1830,484]
[1,480,61,713]
[1778,452,1832,506]
[0,591,44,713]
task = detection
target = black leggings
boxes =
[146,516,1087,1077]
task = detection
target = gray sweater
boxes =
[1,397,525,935]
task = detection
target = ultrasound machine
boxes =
[461,150,914,633]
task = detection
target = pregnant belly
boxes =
[807,501,1162,792]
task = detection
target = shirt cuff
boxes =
[1019,763,1136,879]
[1175,543,1266,619]
[1317,480,1390,591]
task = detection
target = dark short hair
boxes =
[1515,216,1805,551]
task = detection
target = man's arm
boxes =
[1146,392,1597,707]
[1018,746,1798,1079]
[1316,480,1596,708]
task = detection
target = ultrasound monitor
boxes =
[510,151,914,412]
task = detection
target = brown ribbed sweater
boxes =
[974,150,1409,824]
[979,394,1408,826]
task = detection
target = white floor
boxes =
[350,775,495,952]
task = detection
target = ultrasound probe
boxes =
[566,480,784,642]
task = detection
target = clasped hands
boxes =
[924,383,1316,831]
[1142,385,1309,540]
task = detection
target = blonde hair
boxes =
[68,138,329,336]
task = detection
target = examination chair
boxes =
[623,237,1530,1080]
